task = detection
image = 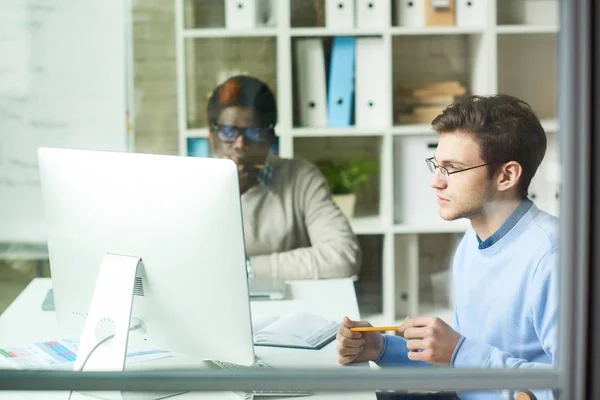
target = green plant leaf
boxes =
[314,152,378,195]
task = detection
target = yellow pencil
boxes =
[350,326,400,332]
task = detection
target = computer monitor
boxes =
[37,147,256,370]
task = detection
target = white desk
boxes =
[0,278,377,400]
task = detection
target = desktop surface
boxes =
[248,278,287,300]
[0,278,375,400]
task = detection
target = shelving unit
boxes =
[175,0,560,325]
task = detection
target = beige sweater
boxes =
[242,157,361,280]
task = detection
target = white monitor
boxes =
[37,147,255,371]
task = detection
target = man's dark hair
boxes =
[206,75,277,127]
[431,94,547,198]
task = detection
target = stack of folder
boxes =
[294,35,387,128]
[396,81,466,124]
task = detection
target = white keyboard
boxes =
[211,359,312,399]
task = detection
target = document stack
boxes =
[396,80,466,124]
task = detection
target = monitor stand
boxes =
[73,253,183,400]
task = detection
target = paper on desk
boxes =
[252,314,279,333]
[0,338,172,370]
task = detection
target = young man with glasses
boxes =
[206,75,361,280]
[336,95,558,400]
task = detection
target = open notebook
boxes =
[252,311,339,350]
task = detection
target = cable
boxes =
[67,323,142,400]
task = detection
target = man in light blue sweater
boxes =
[336,95,558,400]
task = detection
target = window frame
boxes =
[0,0,593,397]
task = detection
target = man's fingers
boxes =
[405,339,428,351]
[336,335,365,348]
[344,316,373,328]
[340,317,369,339]
[337,344,364,357]
[398,316,435,333]
[338,354,358,365]
[403,327,433,339]
[407,349,432,362]
[338,325,363,340]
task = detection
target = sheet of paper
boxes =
[264,311,334,340]
[252,314,279,333]
[0,338,172,370]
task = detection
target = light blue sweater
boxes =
[376,200,559,399]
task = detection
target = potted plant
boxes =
[314,153,378,220]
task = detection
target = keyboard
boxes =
[211,359,312,399]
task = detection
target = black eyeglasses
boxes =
[425,157,505,180]
[211,124,274,145]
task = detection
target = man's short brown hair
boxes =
[431,94,547,198]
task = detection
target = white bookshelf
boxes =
[174,0,559,323]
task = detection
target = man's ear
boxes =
[496,161,523,193]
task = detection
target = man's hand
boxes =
[336,316,385,365]
[398,316,462,366]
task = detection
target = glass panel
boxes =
[0,1,575,399]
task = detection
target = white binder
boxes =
[356,0,390,29]
[326,0,355,29]
[396,0,425,27]
[456,0,486,27]
[394,135,441,224]
[256,0,277,27]
[295,39,328,127]
[225,0,256,29]
[355,38,387,128]
[528,133,560,216]
[523,0,558,25]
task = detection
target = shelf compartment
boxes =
[293,136,383,219]
[497,33,557,121]
[392,34,487,126]
[394,232,460,319]
[497,0,558,27]
[183,0,277,29]
[290,0,325,28]
[355,234,385,317]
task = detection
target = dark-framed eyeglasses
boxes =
[211,123,274,145]
[425,157,505,180]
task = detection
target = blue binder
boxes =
[327,36,356,127]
